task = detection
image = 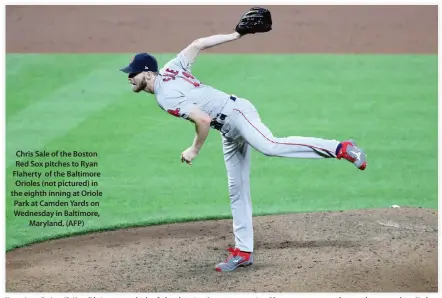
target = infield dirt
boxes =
[6,5,438,292]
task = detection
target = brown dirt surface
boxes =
[5,5,438,293]
[6,5,437,53]
[6,208,438,292]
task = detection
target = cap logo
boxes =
[145,66,149,70]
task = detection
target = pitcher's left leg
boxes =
[232,107,367,170]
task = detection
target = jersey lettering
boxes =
[163,68,200,87]
[182,71,200,87]
[155,55,230,121]
[165,68,179,75]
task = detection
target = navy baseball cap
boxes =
[120,53,158,73]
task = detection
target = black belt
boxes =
[210,96,236,131]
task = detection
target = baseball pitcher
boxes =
[120,7,367,272]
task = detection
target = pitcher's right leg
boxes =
[215,136,254,272]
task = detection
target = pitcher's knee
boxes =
[228,178,243,196]
[256,143,278,156]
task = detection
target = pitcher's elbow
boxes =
[191,39,205,51]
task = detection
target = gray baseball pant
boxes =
[220,97,340,252]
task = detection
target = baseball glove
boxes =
[235,7,272,35]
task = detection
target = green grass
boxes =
[6,54,438,251]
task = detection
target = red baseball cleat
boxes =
[215,247,253,272]
[336,139,367,170]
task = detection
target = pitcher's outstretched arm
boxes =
[180,32,243,65]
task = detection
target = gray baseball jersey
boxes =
[153,52,229,120]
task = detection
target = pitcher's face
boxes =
[128,72,147,93]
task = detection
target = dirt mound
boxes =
[5,5,437,292]
[6,208,437,292]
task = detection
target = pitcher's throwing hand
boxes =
[181,147,198,165]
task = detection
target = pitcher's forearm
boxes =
[181,32,242,65]
[192,32,242,51]
[192,121,211,152]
